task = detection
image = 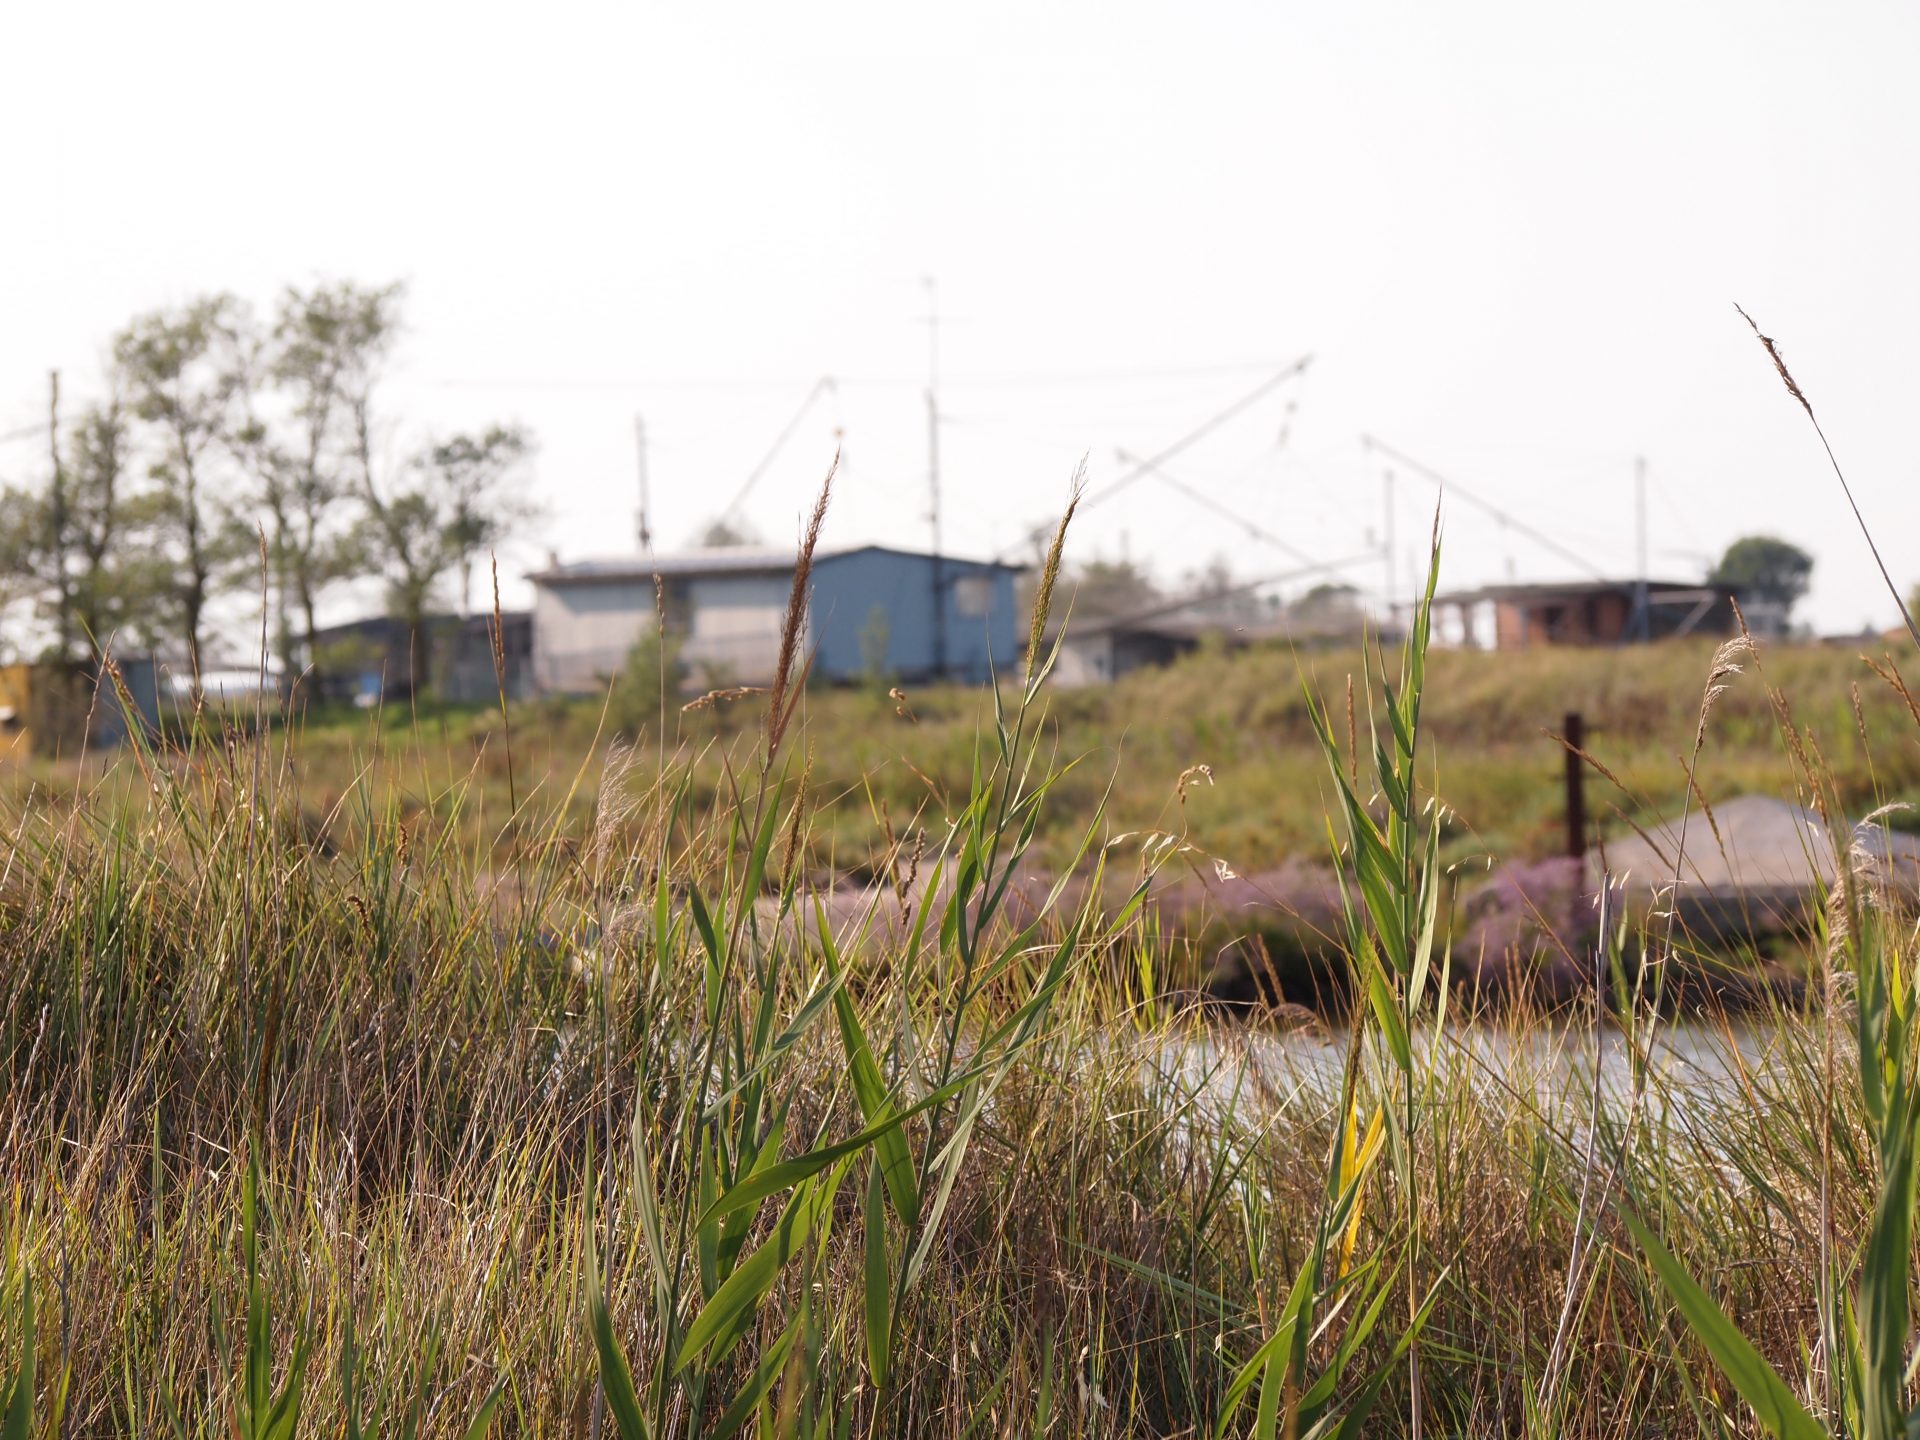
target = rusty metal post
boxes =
[1563,710,1587,858]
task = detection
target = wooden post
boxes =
[1563,710,1587,858]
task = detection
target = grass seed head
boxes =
[1025,465,1085,685]
[768,455,836,759]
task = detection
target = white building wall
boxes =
[1051,633,1115,687]
[532,580,656,692]
[682,575,791,685]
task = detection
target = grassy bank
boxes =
[4,529,1920,1436]
[12,629,1912,884]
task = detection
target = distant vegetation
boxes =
[1711,533,1817,623]
[0,281,535,694]
[81,626,1897,886]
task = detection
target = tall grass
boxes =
[1,476,1917,1434]
[1608,312,1920,1440]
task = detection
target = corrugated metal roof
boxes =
[528,543,1024,585]
[529,547,798,582]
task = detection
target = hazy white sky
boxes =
[4,0,1917,633]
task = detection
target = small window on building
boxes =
[954,575,993,617]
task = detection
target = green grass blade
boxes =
[709,1317,801,1440]
[457,1376,509,1440]
[2,1271,32,1440]
[699,1076,973,1228]
[818,903,919,1225]
[261,1335,309,1440]
[1623,1210,1824,1440]
[1254,1343,1286,1440]
[863,1159,892,1389]
[585,1223,652,1440]
[677,1163,849,1373]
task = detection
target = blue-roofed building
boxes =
[527,545,1023,693]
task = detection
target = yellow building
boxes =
[0,658,164,760]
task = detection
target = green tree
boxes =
[257,280,402,689]
[858,603,892,689]
[0,483,49,661]
[1709,534,1814,616]
[0,380,159,661]
[697,516,758,548]
[0,374,81,662]
[115,296,256,683]
[64,391,164,651]
[608,625,683,735]
[1066,557,1159,619]
[1293,580,1360,616]
[357,424,535,696]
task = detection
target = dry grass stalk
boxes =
[681,686,769,713]
[488,553,508,691]
[1862,654,1920,729]
[1544,723,1630,797]
[1693,636,1754,753]
[778,747,813,883]
[767,456,835,759]
[1024,465,1084,685]
[588,739,645,884]
[1737,304,1920,651]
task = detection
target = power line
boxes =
[1092,550,1390,630]
[1360,435,1610,582]
[1112,448,1321,569]
[0,421,51,445]
[718,375,837,521]
[423,357,1302,393]
[1076,356,1313,516]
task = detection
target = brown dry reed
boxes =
[766,455,835,760]
[1737,303,1920,651]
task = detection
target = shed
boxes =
[0,655,163,760]
[1050,607,1373,687]
[528,545,1023,693]
[308,612,533,704]
[1434,580,1738,650]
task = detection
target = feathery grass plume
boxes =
[1638,632,1756,992]
[587,739,644,885]
[1862,654,1920,728]
[681,686,769,713]
[1024,464,1085,686]
[1345,673,1357,784]
[1694,636,1754,753]
[767,455,835,760]
[1736,304,1920,651]
[778,747,813,883]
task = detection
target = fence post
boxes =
[1563,710,1587,859]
